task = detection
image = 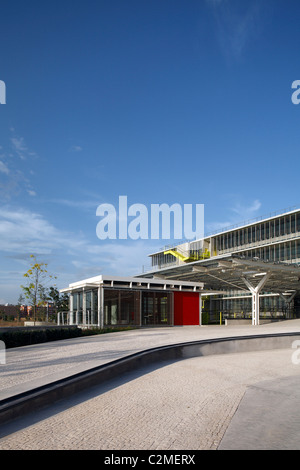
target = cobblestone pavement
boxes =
[0,348,300,449]
[2,321,300,400]
[1,322,300,450]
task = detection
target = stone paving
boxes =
[0,321,300,450]
[1,321,300,399]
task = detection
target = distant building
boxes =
[0,304,19,317]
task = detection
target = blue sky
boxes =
[1,0,300,303]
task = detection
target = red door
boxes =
[174,292,199,325]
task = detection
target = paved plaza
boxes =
[1,320,300,450]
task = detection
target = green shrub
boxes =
[0,326,136,348]
[81,326,136,336]
[0,327,83,348]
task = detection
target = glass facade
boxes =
[104,289,173,326]
[104,289,140,326]
[214,212,300,261]
[70,288,174,327]
[141,291,173,326]
[209,293,293,321]
[70,290,99,325]
[151,210,300,268]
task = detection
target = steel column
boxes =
[242,273,271,325]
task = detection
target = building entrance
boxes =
[141,292,173,326]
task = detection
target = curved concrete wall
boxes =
[1,332,300,425]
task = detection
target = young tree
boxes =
[17,293,25,322]
[21,255,56,324]
[48,287,69,321]
[38,284,51,321]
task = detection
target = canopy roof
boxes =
[143,255,300,295]
[61,274,205,294]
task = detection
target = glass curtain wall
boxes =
[237,240,300,262]
[72,289,173,327]
[141,292,173,326]
[71,289,98,325]
[104,289,141,326]
[85,290,98,325]
[215,212,300,255]
[212,295,290,319]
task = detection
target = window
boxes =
[280,217,285,235]
[291,214,296,233]
[104,289,141,326]
[265,222,269,240]
[142,292,172,325]
[286,243,291,261]
[270,220,274,238]
[275,219,280,237]
[261,223,265,241]
[269,245,274,261]
[285,216,290,235]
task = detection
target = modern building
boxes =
[61,207,300,327]
[60,275,208,328]
[141,206,300,325]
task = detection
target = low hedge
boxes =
[0,326,136,348]
[0,327,81,348]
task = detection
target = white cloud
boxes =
[10,132,38,161]
[0,207,63,254]
[11,136,27,151]
[231,199,261,218]
[0,160,9,174]
[207,0,261,59]
[70,145,83,152]
[0,206,159,277]
[10,136,28,160]
[0,130,39,200]
[205,199,262,235]
[205,220,233,234]
[50,198,98,210]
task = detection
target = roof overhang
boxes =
[139,255,300,295]
[60,274,211,294]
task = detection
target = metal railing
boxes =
[57,310,99,327]
[217,231,300,255]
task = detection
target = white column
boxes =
[279,292,297,319]
[97,286,101,327]
[242,273,271,326]
[252,291,259,326]
[82,289,86,325]
[199,293,202,326]
[69,293,74,325]
[98,286,104,328]
[77,292,81,324]
[91,290,95,325]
